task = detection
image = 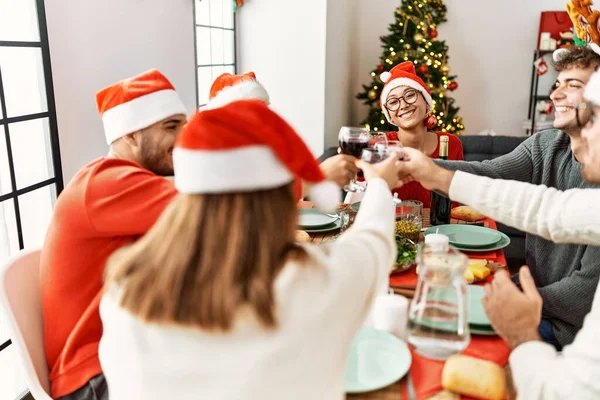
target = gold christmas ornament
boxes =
[441,65,450,73]
[404,43,411,50]
[368,90,377,100]
[414,33,424,43]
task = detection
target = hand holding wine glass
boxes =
[338,127,370,192]
[356,149,402,189]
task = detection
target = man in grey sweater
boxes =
[436,47,600,348]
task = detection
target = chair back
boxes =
[0,249,52,399]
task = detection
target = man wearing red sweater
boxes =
[40,69,187,400]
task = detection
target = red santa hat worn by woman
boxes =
[174,100,340,211]
[379,61,433,126]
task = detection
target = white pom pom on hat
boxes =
[380,71,392,83]
[552,48,569,62]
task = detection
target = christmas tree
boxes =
[356,0,464,134]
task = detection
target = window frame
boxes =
[193,0,238,107]
[0,0,63,367]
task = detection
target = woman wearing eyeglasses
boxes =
[380,62,463,207]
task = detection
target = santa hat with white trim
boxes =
[379,62,433,126]
[174,100,340,211]
[96,69,187,145]
[202,72,270,111]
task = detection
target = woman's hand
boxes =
[319,155,360,187]
[356,152,402,189]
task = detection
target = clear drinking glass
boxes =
[369,131,389,148]
[395,200,423,243]
[338,127,370,192]
[407,244,470,360]
[385,140,404,159]
[360,146,391,164]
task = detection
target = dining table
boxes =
[301,203,516,400]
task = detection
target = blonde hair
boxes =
[105,183,306,331]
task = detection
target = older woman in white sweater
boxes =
[394,70,600,399]
[98,101,402,400]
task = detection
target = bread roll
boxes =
[451,206,486,222]
[426,391,460,400]
[442,355,506,400]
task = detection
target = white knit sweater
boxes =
[450,171,600,400]
[98,179,396,400]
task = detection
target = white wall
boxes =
[352,0,569,136]
[45,0,196,183]
[237,0,328,155]
[324,0,356,149]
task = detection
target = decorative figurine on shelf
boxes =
[558,27,576,48]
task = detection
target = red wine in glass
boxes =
[338,127,370,192]
[339,139,369,158]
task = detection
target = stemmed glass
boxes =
[338,127,371,192]
[360,146,392,164]
[385,140,404,158]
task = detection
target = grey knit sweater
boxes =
[437,129,600,346]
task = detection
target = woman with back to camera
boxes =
[98,100,402,399]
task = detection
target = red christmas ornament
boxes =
[449,81,458,91]
[429,29,439,39]
[418,64,429,74]
[377,64,384,73]
[424,115,438,130]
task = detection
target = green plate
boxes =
[424,227,511,253]
[470,325,497,336]
[302,218,342,233]
[298,209,339,228]
[345,327,412,394]
[418,285,491,329]
[453,231,510,253]
[424,225,501,248]
[468,286,490,326]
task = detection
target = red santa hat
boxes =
[96,69,187,145]
[174,100,340,211]
[202,72,270,111]
[379,62,433,125]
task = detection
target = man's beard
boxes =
[140,139,174,176]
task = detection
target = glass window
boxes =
[0,0,62,398]
[194,0,236,106]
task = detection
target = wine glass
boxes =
[338,127,370,192]
[360,146,391,164]
[386,140,404,159]
[369,131,389,149]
